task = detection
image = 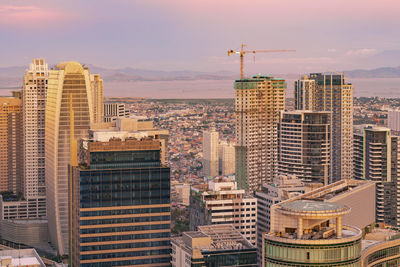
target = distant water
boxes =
[104,78,400,99]
[2,78,399,98]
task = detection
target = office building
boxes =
[235,75,285,191]
[264,199,362,266]
[70,137,171,266]
[388,108,400,132]
[295,73,354,182]
[90,74,104,123]
[104,103,130,122]
[218,141,235,176]
[171,224,257,267]
[278,111,330,184]
[190,177,257,245]
[0,97,22,193]
[45,61,95,255]
[202,129,219,177]
[21,58,48,213]
[353,126,400,226]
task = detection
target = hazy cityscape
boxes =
[1,1,400,267]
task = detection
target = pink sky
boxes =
[1,0,400,73]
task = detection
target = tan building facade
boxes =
[235,75,285,191]
[0,97,22,192]
[45,61,95,255]
[202,129,219,177]
[22,58,48,202]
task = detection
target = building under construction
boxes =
[234,75,286,192]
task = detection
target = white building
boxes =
[104,103,130,122]
[388,109,400,132]
[202,129,219,177]
[22,59,48,209]
[190,177,257,245]
[218,141,235,176]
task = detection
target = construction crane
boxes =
[227,44,295,79]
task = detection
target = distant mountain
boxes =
[2,64,400,89]
[344,66,400,78]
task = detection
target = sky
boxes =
[1,0,400,74]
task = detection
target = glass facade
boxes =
[264,239,362,266]
[71,145,171,266]
[365,244,400,266]
[202,249,257,266]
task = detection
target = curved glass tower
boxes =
[45,61,94,255]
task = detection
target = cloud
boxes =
[0,5,74,28]
[328,48,337,53]
[345,48,378,57]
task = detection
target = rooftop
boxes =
[280,200,346,213]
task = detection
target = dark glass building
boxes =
[70,137,171,266]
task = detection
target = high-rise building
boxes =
[202,129,219,177]
[104,103,130,122]
[353,126,400,226]
[22,58,48,205]
[218,141,235,176]
[90,74,104,123]
[45,61,95,255]
[278,111,330,184]
[190,177,257,245]
[70,137,171,266]
[0,97,22,193]
[388,109,400,132]
[171,225,257,267]
[295,73,353,182]
[235,75,286,191]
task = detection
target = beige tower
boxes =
[295,73,353,182]
[45,61,94,255]
[23,59,48,200]
[235,75,285,191]
[90,74,104,123]
[0,98,22,193]
[202,129,219,177]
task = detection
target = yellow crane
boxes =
[227,44,295,79]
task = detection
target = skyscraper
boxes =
[278,111,330,184]
[0,97,22,192]
[90,74,104,123]
[235,75,285,191]
[22,59,48,203]
[70,137,171,266]
[295,73,353,182]
[45,61,94,255]
[353,126,400,226]
[202,129,219,177]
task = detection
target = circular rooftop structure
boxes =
[279,200,350,218]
